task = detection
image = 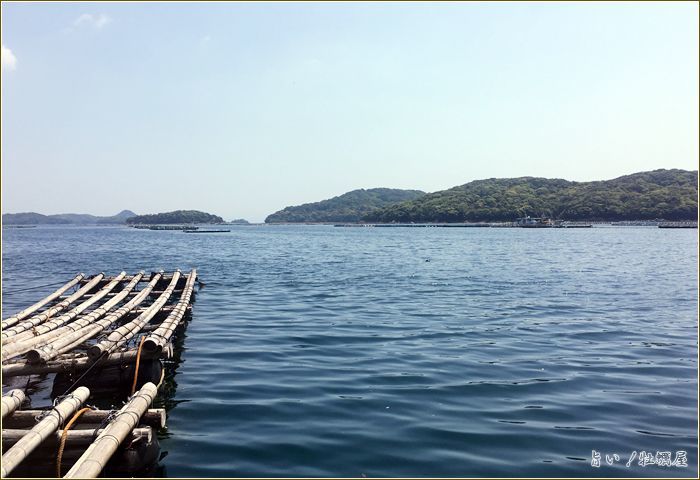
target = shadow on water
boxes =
[149,307,195,477]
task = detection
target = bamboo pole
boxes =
[1,273,85,329]
[1,389,26,419]
[1,386,90,477]
[64,382,158,478]
[2,274,104,343]
[88,271,181,360]
[1,427,152,447]
[2,272,127,343]
[26,273,162,364]
[1,348,160,377]
[2,273,143,361]
[143,269,196,354]
[2,408,165,429]
[1,273,146,362]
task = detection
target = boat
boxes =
[514,217,592,228]
[514,216,554,228]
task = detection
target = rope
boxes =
[35,392,80,425]
[148,332,168,341]
[157,364,166,389]
[56,351,109,399]
[3,280,68,295]
[131,336,146,395]
[93,410,119,440]
[56,406,92,477]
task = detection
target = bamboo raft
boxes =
[1,269,198,477]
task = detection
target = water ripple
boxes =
[2,225,697,477]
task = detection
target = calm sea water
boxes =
[2,225,697,477]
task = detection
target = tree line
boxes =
[363,169,698,223]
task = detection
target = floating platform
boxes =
[131,225,199,231]
[658,222,698,229]
[334,223,492,228]
[1,269,198,478]
[333,222,593,228]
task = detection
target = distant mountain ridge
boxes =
[265,188,426,223]
[3,210,137,225]
[364,169,698,223]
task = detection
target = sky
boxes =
[1,2,698,222]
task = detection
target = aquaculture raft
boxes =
[1,269,198,478]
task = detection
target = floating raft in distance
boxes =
[131,224,198,231]
[658,222,698,228]
[1,269,198,477]
[130,225,231,233]
[334,223,492,228]
[333,222,593,228]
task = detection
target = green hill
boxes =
[363,169,698,223]
[126,210,223,225]
[265,188,426,223]
[2,210,136,225]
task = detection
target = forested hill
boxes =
[3,210,136,225]
[126,210,224,225]
[363,169,698,223]
[265,188,426,223]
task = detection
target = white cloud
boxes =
[200,35,211,46]
[2,44,17,71]
[73,13,111,30]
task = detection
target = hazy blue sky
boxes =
[2,2,698,222]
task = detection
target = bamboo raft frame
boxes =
[1,269,198,478]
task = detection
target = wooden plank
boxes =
[2,408,165,429]
[81,272,177,283]
[61,288,185,300]
[1,427,152,448]
[2,348,163,377]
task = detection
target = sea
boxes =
[1,225,697,477]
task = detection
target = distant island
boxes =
[229,218,250,224]
[364,169,698,223]
[4,169,696,226]
[126,210,224,225]
[263,169,697,224]
[2,210,136,225]
[265,188,426,223]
